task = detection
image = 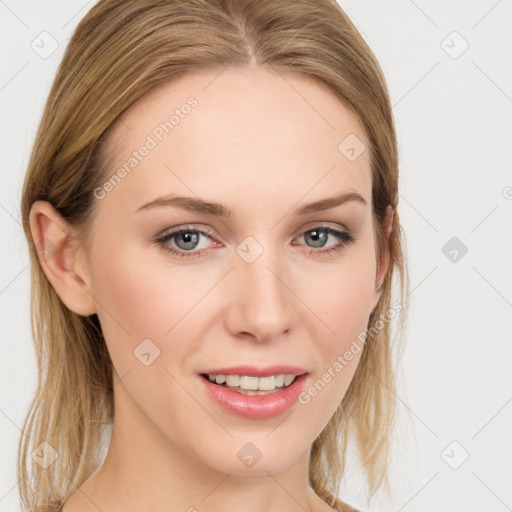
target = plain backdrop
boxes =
[1,1,511,511]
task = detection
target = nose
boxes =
[223,244,297,344]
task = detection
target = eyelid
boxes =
[156,225,218,241]
[155,222,355,259]
[155,225,220,255]
[299,220,350,234]
[156,221,350,244]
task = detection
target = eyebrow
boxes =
[136,191,367,217]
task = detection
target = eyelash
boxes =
[155,225,356,259]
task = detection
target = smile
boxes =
[198,372,309,419]
[203,373,298,394]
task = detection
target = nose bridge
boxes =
[228,235,295,341]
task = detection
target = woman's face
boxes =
[76,67,387,475]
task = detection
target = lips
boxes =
[199,365,308,377]
[198,371,309,419]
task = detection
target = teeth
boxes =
[207,373,297,391]
[284,375,295,386]
[240,376,260,390]
[256,376,275,390]
[226,375,239,387]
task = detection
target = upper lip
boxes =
[199,365,308,377]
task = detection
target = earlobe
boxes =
[29,200,97,316]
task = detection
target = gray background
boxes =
[1,1,511,511]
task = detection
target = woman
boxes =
[18,1,408,511]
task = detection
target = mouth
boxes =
[199,372,305,395]
[198,370,310,419]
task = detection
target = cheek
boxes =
[87,236,206,431]
[308,243,377,344]
[89,231,200,341]
[87,231,202,392]
[298,244,377,406]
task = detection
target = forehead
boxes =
[103,67,372,211]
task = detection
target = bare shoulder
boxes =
[59,487,96,512]
[59,468,104,512]
[60,493,94,512]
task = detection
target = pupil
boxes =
[177,231,198,250]
[307,229,327,248]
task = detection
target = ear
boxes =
[29,200,97,316]
[370,205,394,314]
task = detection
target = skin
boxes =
[30,66,393,512]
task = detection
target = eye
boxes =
[294,226,356,256]
[155,225,356,258]
[156,227,218,258]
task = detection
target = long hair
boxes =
[18,1,409,510]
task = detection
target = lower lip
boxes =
[199,373,308,419]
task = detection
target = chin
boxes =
[197,439,305,476]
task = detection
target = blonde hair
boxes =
[19,1,409,511]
